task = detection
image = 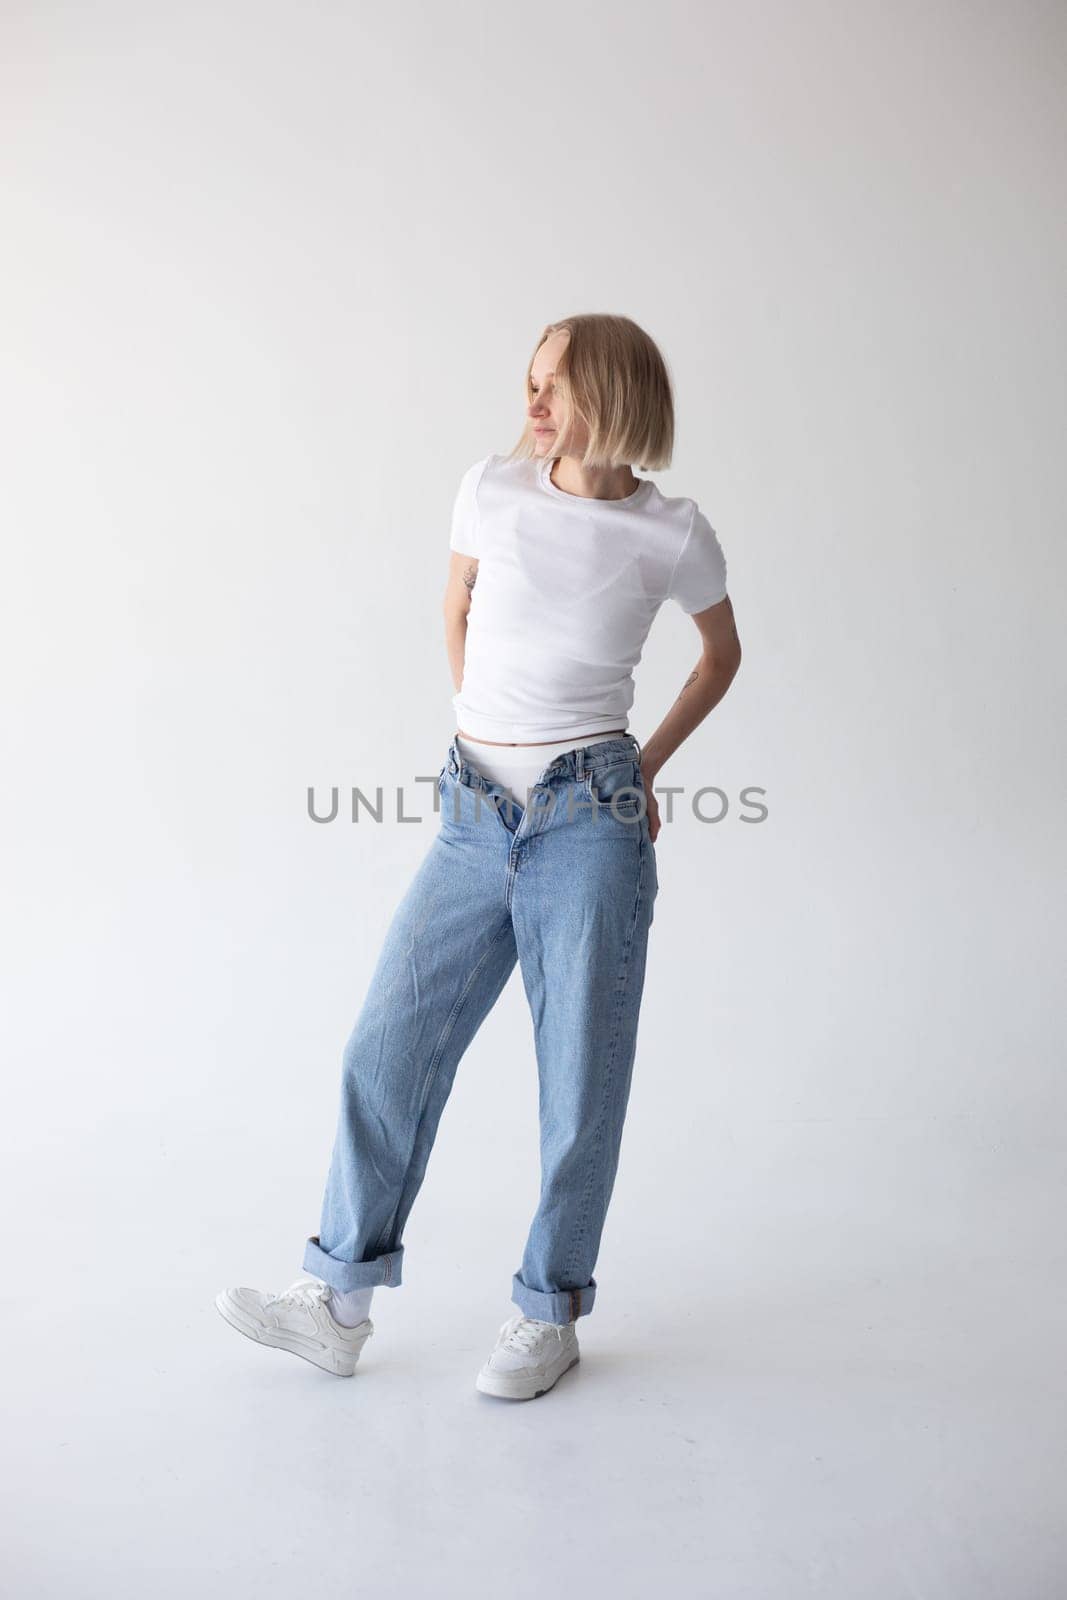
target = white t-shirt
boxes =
[448,452,729,744]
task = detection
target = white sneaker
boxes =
[215,1276,373,1377]
[475,1312,580,1401]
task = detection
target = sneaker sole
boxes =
[214,1290,371,1378]
[475,1351,580,1401]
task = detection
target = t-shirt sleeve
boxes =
[667,506,728,612]
[448,456,490,557]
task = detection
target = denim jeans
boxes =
[302,732,659,1325]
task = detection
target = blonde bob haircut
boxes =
[507,313,675,474]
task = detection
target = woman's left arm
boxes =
[638,596,742,841]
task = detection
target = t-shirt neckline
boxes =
[537,454,652,508]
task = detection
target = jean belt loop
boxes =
[575,744,585,782]
[632,733,643,765]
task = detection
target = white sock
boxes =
[512,1307,564,1328]
[325,1284,374,1326]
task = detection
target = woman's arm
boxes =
[443,551,478,693]
[640,596,742,840]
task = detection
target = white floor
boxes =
[4,1131,1065,1600]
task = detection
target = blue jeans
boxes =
[303,732,659,1324]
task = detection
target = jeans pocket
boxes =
[437,762,454,809]
[588,759,643,822]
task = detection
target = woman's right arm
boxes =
[443,551,478,693]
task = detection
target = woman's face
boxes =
[528,332,588,457]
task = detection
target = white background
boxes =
[2,2,1065,1596]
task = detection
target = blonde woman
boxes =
[217,314,743,1399]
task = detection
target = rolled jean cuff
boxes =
[302,1234,404,1291]
[511,1271,596,1324]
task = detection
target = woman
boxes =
[216,314,743,1398]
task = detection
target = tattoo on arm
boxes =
[674,668,698,704]
[463,562,477,594]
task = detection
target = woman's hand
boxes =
[640,766,661,844]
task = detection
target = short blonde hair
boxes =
[507,313,675,472]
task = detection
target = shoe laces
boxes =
[498,1313,564,1352]
[265,1277,332,1311]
